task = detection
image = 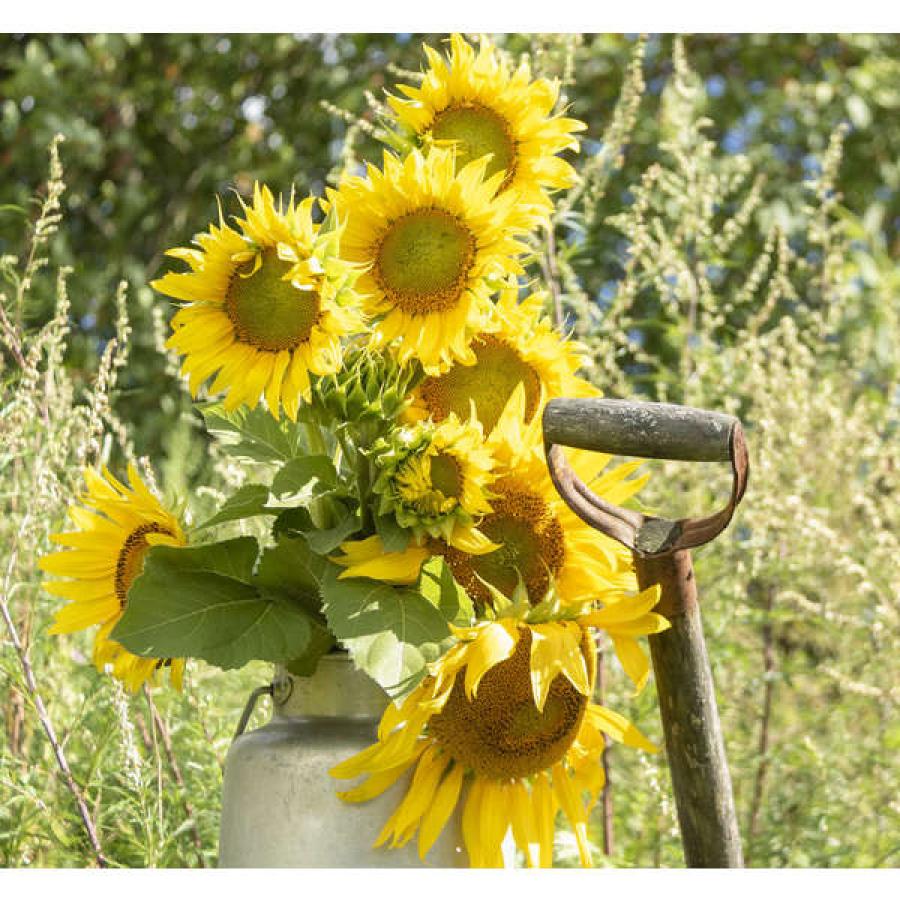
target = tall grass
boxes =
[0,138,270,867]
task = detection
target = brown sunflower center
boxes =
[115,523,176,608]
[373,209,476,314]
[225,249,321,351]
[418,336,542,434]
[441,479,565,608]
[430,102,517,188]
[428,629,588,780]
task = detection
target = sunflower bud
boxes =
[309,347,420,430]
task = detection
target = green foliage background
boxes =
[1,33,898,868]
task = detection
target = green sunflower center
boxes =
[429,452,463,500]
[442,479,565,608]
[115,523,176,608]
[374,209,476,314]
[428,629,587,780]
[396,450,463,519]
[225,249,321,351]
[418,336,542,434]
[431,102,517,187]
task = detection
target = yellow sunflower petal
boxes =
[464,621,519,700]
[417,761,465,860]
[332,538,429,584]
[552,763,592,868]
[612,635,652,693]
[588,705,659,753]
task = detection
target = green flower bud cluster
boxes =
[310,348,420,431]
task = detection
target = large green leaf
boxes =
[321,567,453,697]
[374,512,411,553]
[197,483,271,529]
[111,537,320,670]
[417,556,475,627]
[271,455,338,500]
[285,626,336,677]
[255,535,332,603]
[255,536,335,675]
[273,504,361,554]
[199,403,308,463]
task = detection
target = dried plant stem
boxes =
[596,648,614,856]
[1,515,107,867]
[143,687,207,866]
[746,586,776,865]
[0,302,28,370]
[541,223,565,329]
[7,686,26,756]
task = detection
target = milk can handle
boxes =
[233,684,274,741]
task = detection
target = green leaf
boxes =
[306,513,361,554]
[374,512,411,553]
[197,483,271,529]
[199,402,307,463]
[285,626,336,677]
[255,536,337,676]
[273,503,361,554]
[273,506,315,536]
[271,455,338,501]
[417,557,474,627]
[112,538,320,669]
[255,535,331,602]
[156,536,260,581]
[321,567,452,698]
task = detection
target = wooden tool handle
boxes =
[543,398,737,463]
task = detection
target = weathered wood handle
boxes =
[543,398,737,463]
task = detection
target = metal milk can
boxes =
[218,654,466,867]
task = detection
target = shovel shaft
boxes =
[637,551,744,868]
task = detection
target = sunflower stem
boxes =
[303,421,328,456]
[303,422,334,529]
[356,451,375,535]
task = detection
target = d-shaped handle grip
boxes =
[543,399,749,558]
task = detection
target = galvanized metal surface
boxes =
[218,655,466,868]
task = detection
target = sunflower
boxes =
[333,393,662,689]
[388,33,586,216]
[335,393,642,609]
[371,414,497,553]
[39,465,187,692]
[330,618,659,867]
[329,147,529,374]
[151,183,363,421]
[405,288,599,435]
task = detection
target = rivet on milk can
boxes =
[543,398,749,868]
[218,653,466,867]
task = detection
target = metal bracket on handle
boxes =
[545,402,749,558]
